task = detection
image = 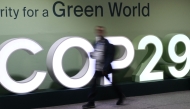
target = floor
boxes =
[35,91,190,109]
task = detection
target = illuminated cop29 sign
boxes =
[0,34,189,94]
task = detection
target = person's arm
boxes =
[90,41,96,58]
[103,40,114,72]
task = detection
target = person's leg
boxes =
[105,75,125,105]
[83,71,101,109]
[88,72,98,104]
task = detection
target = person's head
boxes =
[95,26,106,37]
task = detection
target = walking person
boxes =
[82,26,125,109]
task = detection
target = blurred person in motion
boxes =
[82,26,125,109]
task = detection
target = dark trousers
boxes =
[87,71,123,104]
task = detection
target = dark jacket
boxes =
[93,38,114,74]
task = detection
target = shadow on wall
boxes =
[113,66,134,83]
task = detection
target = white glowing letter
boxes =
[46,37,95,88]
[0,38,47,94]
[101,37,135,85]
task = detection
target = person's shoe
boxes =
[116,94,126,105]
[82,102,95,109]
